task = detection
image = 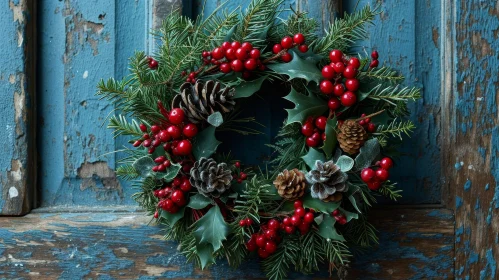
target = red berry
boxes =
[367,180,382,191]
[171,190,186,206]
[375,168,390,181]
[245,218,252,226]
[159,130,171,142]
[370,60,379,68]
[301,122,315,137]
[244,58,258,70]
[283,217,292,226]
[180,179,192,192]
[328,98,341,111]
[380,157,394,170]
[265,241,277,254]
[169,204,179,213]
[293,33,305,44]
[345,79,359,91]
[338,217,347,225]
[239,172,247,180]
[371,50,379,59]
[281,52,292,62]
[149,58,158,69]
[133,140,142,147]
[291,215,302,226]
[235,48,249,60]
[202,51,210,58]
[332,62,345,73]
[172,177,182,187]
[367,123,377,133]
[246,241,257,252]
[176,140,192,156]
[285,226,295,234]
[154,211,159,219]
[220,63,231,73]
[154,156,166,164]
[343,65,358,79]
[225,48,237,60]
[231,59,244,72]
[142,139,152,147]
[258,248,270,258]
[151,125,161,134]
[231,41,241,49]
[265,229,278,240]
[306,136,320,147]
[235,161,241,168]
[332,209,340,216]
[139,123,147,132]
[315,116,328,131]
[333,83,345,97]
[237,178,243,184]
[272,44,283,54]
[167,125,181,139]
[268,219,280,230]
[169,108,185,124]
[298,44,309,53]
[211,47,225,60]
[293,200,303,209]
[329,50,343,63]
[303,212,314,223]
[222,42,231,49]
[294,207,306,217]
[298,222,310,233]
[348,57,361,69]
[256,235,267,248]
[148,147,156,154]
[341,91,357,107]
[249,49,261,59]
[320,80,334,95]
[281,36,293,49]
[241,42,253,51]
[361,168,376,183]
[239,219,247,227]
[182,123,198,138]
[322,65,336,80]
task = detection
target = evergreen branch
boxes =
[358,66,405,82]
[269,10,318,44]
[296,230,325,274]
[108,115,144,138]
[343,215,379,248]
[268,122,307,170]
[262,234,300,280]
[199,4,239,46]
[321,238,351,265]
[367,84,422,105]
[233,176,276,223]
[373,119,415,140]
[378,181,403,201]
[115,164,140,181]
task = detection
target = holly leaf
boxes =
[193,126,221,160]
[207,112,223,127]
[339,207,359,222]
[318,215,345,241]
[132,156,155,178]
[283,87,328,125]
[196,243,215,269]
[234,75,267,98]
[321,117,337,159]
[336,155,354,172]
[314,213,324,225]
[302,193,340,214]
[301,148,326,170]
[354,138,380,170]
[158,163,182,182]
[193,205,229,251]
[160,207,185,226]
[187,194,213,210]
[267,50,323,83]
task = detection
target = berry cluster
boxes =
[331,209,348,225]
[133,108,198,170]
[370,51,379,68]
[272,33,309,62]
[281,200,315,235]
[246,223,281,259]
[232,161,248,184]
[320,49,360,108]
[301,116,328,147]
[147,57,158,69]
[360,157,394,190]
[153,176,192,215]
[358,113,377,133]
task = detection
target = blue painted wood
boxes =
[0,0,35,215]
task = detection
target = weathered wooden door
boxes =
[0,0,497,279]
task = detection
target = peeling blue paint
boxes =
[468,252,479,264]
[455,162,463,170]
[456,196,463,208]
[464,180,472,191]
[485,184,489,190]
[479,249,496,280]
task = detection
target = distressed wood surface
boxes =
[0,207,453,279]
[443,1,499,279]
[0,0,36,215]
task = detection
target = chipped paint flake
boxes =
[82,70,88,79]
[8,187,18,198]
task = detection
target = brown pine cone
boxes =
[323,192,343,202]
[337,119,368,154]
[273,169,306,201]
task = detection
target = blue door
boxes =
[0,0,497,279]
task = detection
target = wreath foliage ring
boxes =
[98,1,421,279]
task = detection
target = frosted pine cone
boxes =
[306,160,348,202]
[190,157,232,198]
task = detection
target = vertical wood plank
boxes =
[448,1,499,278]
[0,0,36,215]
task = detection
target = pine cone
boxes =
[190,157,232,198]
[306,160,348,201]
[273,169,307,201]
[337,119,368,154]
[172,80,236,124]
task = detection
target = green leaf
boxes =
[223,24,237,42]
[321,117,337,159]
[354,138,380,170]
[193,126,221,160]
[348,194,361,213]
[196,243,215,269]
[339,207,359,222]
[187,194,213,210]
[280,200,295,212]
[267,50,323,83]
[158,163,182,182]
[160,207,185,226]
[132,156,155,178]
[231,181,247,195]
[301,148,326,170]
[302,193,340,214]
[207,112,223,127]
[336,155,354,172]
[233,75,267,98]
[318,215,345,241]
[193,205,229,251]
[314,213,324,225]
[283,87,328,125]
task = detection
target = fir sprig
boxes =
[262,234,300,280]
[373,119,416,140]
[378,181,403,201]
[367,84,422,104]
[358,66,405,83]
[115,164,140,181]
[108,115,144,138]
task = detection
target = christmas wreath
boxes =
[97,1,421,279]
